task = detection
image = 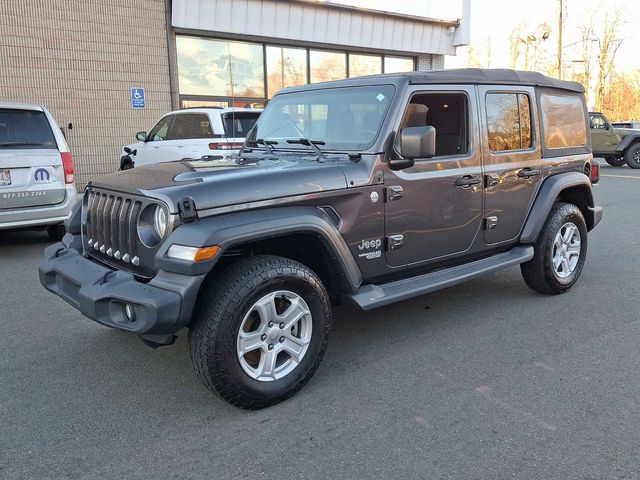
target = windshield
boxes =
[0,109,57,149]
[222,112,261,139]
[248,85,395,151]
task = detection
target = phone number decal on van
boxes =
[2,191,47,199]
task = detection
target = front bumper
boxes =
[38,242,205,336]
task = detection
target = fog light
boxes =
[124,303,135,322]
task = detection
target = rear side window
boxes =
[541,94,587,148]
[486,93,532,152]
[222,112,261,138]
[168,113,214,140]
[0,109,57,149]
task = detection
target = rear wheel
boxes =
[604,155,626,167]
[625,143,640,169]
[521,202,587,295]
[188,255,331,409]
[46,224,65,241]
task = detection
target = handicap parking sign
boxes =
[131,88,145,109]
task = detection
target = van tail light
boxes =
[61,152,75,184]
[208,142,245,150]
[589,159,600,184]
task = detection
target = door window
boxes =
[399,93,469,157]
[147,116,173,142]
[486,93,532,152]
[590,114,607,129]
[167,114,214,140]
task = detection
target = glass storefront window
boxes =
[176,36,265,98]
[384,56,415,73]
[266,46,308,98]
[349,54,382,78]
[181,99,229,108]
[310,50,346,83]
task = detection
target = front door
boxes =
[479,86,543,245]
[384,87,483,267]
[589,113,618,153]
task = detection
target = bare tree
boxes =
[595,8,625,111]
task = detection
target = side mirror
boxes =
[136,131,147,142]
[390,126,436,170]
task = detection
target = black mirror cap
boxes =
[400,126,436,160]
[136,131,148,142]
[389,156,415,171]
[123,146,132,154]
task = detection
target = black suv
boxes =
[40,69,602,409]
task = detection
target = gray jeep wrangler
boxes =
[39,69,602,409]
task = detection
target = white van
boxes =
[0,102,77,240]
[120,107,262,169]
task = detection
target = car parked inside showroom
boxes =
[0,102,77,240]
[119,107,262,170]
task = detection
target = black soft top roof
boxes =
[407,68,584,93]
[280,68,584,94]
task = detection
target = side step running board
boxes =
[346,246,534,310]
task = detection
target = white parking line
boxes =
[601,174,640,179]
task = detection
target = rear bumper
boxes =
[0,186,77,229]
[38,241,205,335]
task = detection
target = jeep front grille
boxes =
[82,187,158,277]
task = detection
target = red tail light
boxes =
[208,142,245,150]
[590,160,600,184]
[61,151,75,184]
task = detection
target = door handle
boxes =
[455,175,481,188]
[517,168,541,178]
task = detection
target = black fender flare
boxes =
[119,155,134,170]
[155,206,362,291]
[520,172,599,244]
[616,134,640,153]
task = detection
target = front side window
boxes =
[398,93,469,157]
[147,116,173,142]
[249,85,395,151]
[167,114,214,140]
[590,114,607,130]
[486,93,533,152]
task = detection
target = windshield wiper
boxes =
[255,138,278,154]
[286,138,326,159]
[0,142,43,147]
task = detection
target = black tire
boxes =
[188,255,332,409]
[46,223,65,241]
[625,143,640,169]
[521,202,588,295]
[604,155,626,167]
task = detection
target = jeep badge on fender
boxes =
[39,69,602,409]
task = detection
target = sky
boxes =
[327,0,639,73]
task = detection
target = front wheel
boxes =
[521,202,588,295]
[188,255,331,409]
[625,143,640,169]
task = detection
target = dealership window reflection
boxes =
[349,54,382,78]
[384,56,415,73]
[310,50,346,83]
[176,36,265,98]
[267,46,308,97]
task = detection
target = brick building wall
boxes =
[0,0,172,187]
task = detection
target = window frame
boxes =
[393,89,473,162]
[146,115,174,143]
[484,90,536,155]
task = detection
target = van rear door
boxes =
[0,108,67,209]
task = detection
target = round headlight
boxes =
[153,205,167,238]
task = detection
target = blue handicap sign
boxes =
[131,88,145,109]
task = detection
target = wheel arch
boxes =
[520,172,599,244]
[156,206,362,295]
[616,134,640,153]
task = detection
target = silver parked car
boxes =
[0,102,77,240]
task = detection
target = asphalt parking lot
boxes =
[2,164,640,480]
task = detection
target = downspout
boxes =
[165,0,179,110]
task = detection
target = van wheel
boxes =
[188,255,331,409]
[625,143,640,169]
[47,224,65,242]
[604,155,626,167]
[521,202,587,295]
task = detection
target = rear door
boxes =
[0,108,66,209]
[479,86,543,245]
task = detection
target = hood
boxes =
[90,153,349,213]
[614,127,640,136]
